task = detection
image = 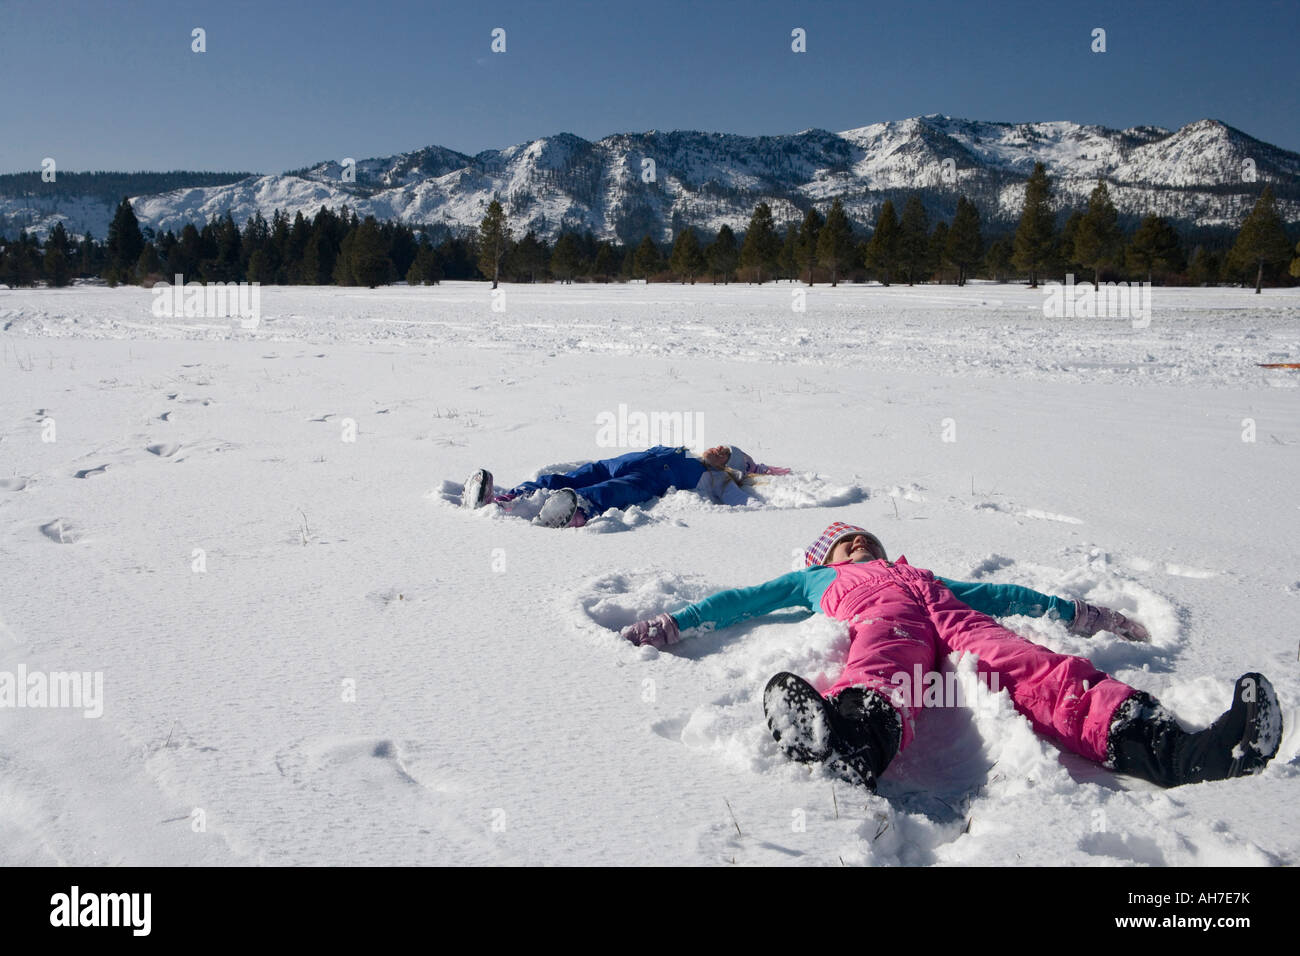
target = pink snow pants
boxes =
[821,557,1135,763]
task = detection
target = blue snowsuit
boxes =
[507,446,708,514]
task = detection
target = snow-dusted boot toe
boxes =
[1108,673,1282,787]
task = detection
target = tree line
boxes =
[1,168,1296,291]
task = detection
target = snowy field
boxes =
[0,281,1298,866]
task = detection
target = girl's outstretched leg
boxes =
[508,459,613,497]
[1108,673,1281,787]
[920,579,1134,762]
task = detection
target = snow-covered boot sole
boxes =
[535,488,580,528]
[1222,672,1282,777]
[462,469,494,509]
[763,672,880,792]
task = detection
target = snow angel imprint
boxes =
[621,522,1282,793]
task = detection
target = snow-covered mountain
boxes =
[4,116,1298,242]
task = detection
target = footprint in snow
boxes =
[146,443,181,458]
[1078,830,1167,866]
[365,586,428,606]
[73,465,109,479]
[39,519,82,544]
[973,501,1083,524]
[273,736,427,790]
[0,477,29,492]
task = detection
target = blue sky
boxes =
[2,0,1296,173]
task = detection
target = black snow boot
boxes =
[763,672,902,792]
[1108,673,1282,788]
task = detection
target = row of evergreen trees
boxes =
[1,171,1296,290]
[0,202,483,290]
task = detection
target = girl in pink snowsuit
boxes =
[621,522,1281,792]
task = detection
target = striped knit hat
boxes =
[804,522,887,567]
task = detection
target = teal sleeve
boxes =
[937,577,1076,622]
[672,568,832,632]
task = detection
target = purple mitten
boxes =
[620,613,681,649]
[1070,600,1150,642]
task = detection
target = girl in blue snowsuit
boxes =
[463,445,787,527]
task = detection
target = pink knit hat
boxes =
[804,522,887,567]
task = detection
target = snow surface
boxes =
[0,281,1297,866]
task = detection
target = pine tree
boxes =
[406,243,442,285]
[105,197,144,282]
[301,225,336,286]
[47,221,71,256]
[707,225,739,284]
[669,227,706,284]
[1127,215,1184,284]
[779,225,798,280]
[285,212,310,283]
[241,213,269,277]
[593,242,617,281]
[169,224,203,281]
[1290,240,1300,280]
[43,242,72,287]
[350,216,392,288]
[865,200,900,285]
[133,242,161,283]
[269,210,291,283]
[1073,179,1123,286]
[1187,246,1221,287]
[1059,210,1085,278]
[632,236,662,279]
[5,230,40,286]
[213,213,242,282]
[477,198,513,288]
[927,221,949,283]
[1227,185,1292,293]
[550,232,581,283]
[509,230,547,282]
[816,199,855,287]
[739,202,780,283]
[78,232,97,278]
[795,208,824,285]
[985,237,1013,282]
[945,196,983,286]
[1012,163,1055,287]
[897,195,930,285]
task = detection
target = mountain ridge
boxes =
[3,115,1296,242]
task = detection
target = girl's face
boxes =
[828,534,883,564]
[701,445,730,469]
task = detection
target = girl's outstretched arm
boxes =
[936,577,1148,641]
[935,578,1076,621]
[622,568,830,647]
